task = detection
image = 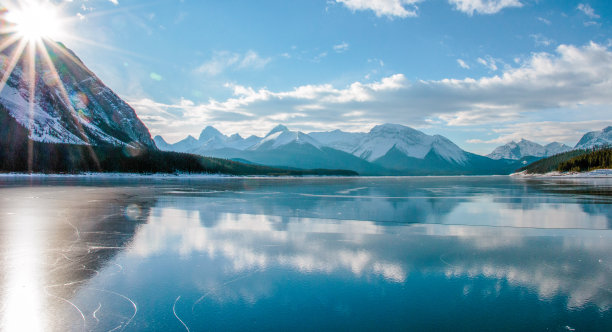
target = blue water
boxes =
[0,176,611,331]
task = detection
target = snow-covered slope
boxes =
[351,124,467,164]
[196,126,230,150]
[172,135,200,152]
[164,123,470,166]
[155,123,534,175]
[488,139,572,160]
[226,134,261,150]
[543,142,573,155]
[249,125,321,151]
[309,130,365,153]
[0,39,155,148]
[575,126,612,149]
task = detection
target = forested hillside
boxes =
[0,106,356,176]
[517,147,611,174]
[558,148,612,172]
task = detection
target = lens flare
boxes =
[5,2,64,42]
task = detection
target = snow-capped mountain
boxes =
[575,126,612,149]
[350,124,467,164]
[249,125,321,151]
[156,123,523,175]
[0,39,155,148]
[158,124,326,154]
[487,139,572,160]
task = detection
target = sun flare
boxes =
[5,2,64,42]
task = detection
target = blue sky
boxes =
[40,0,612,153]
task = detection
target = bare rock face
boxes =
[0,36,156,149]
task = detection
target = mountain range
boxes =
[487,139,572,160]
[155,123,611,175]
[488,127,612,160]
[155,123,532,175]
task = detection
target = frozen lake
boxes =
[0,176,611,331]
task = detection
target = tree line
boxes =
[0,105,357,176]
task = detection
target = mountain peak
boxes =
[488,139,571,160]
[0,38,155,148]
[370,123,423,136]
[199,126,224,141]
[372,123,408,131]
[575,126,612,149]
[267,124,290,136]
[154,135,172,150]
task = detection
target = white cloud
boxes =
[108,0,118,5]
[577,3,600,19]
[537,17,551,25]
[333,42,350,53]
[196,50,271,76]
[135,42,612,141]
[476,56,498,70]
[457,59,470,69]
[238,50,271,69]
[448,0,522,15]
[336,0,421,18]
[530,34,554,47]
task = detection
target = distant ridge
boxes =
[487,139,571,160]
[155,123,528,175]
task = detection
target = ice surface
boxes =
[3,177,610,330]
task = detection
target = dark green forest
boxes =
[558,148,612,172]
[0,106,357,176]
[517,147,611,174]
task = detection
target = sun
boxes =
[5,2,64,42]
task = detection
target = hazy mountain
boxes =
[575,126,612,149]
[309,129,365,153]
[488,139,572,160]
[0,39,155,148]
[249,125,320,150]
[153,135,172,150]
[352,124,468,164]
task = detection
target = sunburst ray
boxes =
[35,39,101,170]
[25,40,36,172]
[0,38,28,94]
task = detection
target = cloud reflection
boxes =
[126,195,612,311]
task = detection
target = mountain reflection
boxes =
[0,177,611,331]
[125,204,612,312]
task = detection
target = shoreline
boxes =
[511,169,612,178]
[0,172,513,179]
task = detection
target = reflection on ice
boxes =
[126,199,612,312]
[0,176,611,330]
